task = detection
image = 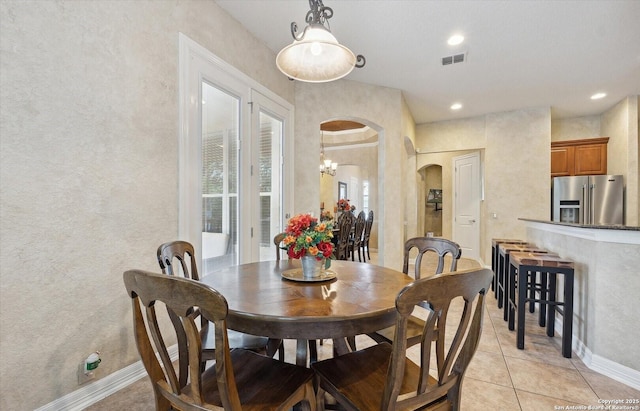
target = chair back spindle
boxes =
[336,212,354,260]
[273,232,287,261]
[350,211,367,261]
[362,210,374,260]
[403,236,462,279]
[157,240,200,280]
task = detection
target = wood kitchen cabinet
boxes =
[551,137,608,177]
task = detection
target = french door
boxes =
[179,34,292,274]
[250,92,287,262]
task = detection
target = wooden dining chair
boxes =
[361,210,374,261]
[403,236,462,280]
[368,236,463,347]
[157,241,283,368]
[124,269,316,411]
[348,211,366,262]
[312,267,493,411]
[273,232,287,260]
[335,211,354,260]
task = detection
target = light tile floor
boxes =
[86,254,640,410]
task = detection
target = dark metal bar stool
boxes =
[507,251,575,358]
[491,239,528,297]
[503,248,558,325]
[498,243,547,319]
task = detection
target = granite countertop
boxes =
[519,218,640,231]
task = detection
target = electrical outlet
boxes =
[77,363,95,385]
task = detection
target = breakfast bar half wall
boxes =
[520,219,640,390]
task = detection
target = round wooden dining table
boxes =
[200,259,413,366]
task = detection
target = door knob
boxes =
[470,219,476,223]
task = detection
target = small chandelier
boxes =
[276,0,365,83]
[320,131,337,176]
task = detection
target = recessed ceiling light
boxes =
[590,92,607,100]
[450,103,462,110]
[447,35,464,46]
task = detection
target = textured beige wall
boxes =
[294,80,405,268]
[602,99,629,179]
[551,115,601,141]
[402,99,419,242]
[0,1,293,409]
[417,108,551,264]
[319,173,334,216]
[624,96,638,226]
[404,139,418,243]
[485,108,552,262]
[602,96,639,226]
[416,116,487,153]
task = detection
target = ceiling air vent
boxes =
[442,52,466,66]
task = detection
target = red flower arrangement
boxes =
[337,198,350,211]
[283,213,334,260]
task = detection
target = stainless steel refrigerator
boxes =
[552,175,624,225]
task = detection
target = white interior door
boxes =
[453,152,481,260]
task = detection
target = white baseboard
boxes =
[555,318,640,391]
[572,336,640,391]
[35,346,178,411]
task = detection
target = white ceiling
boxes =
[216,0,640,124]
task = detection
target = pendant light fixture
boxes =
[276,0,365,83]
[319,131,337,176]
